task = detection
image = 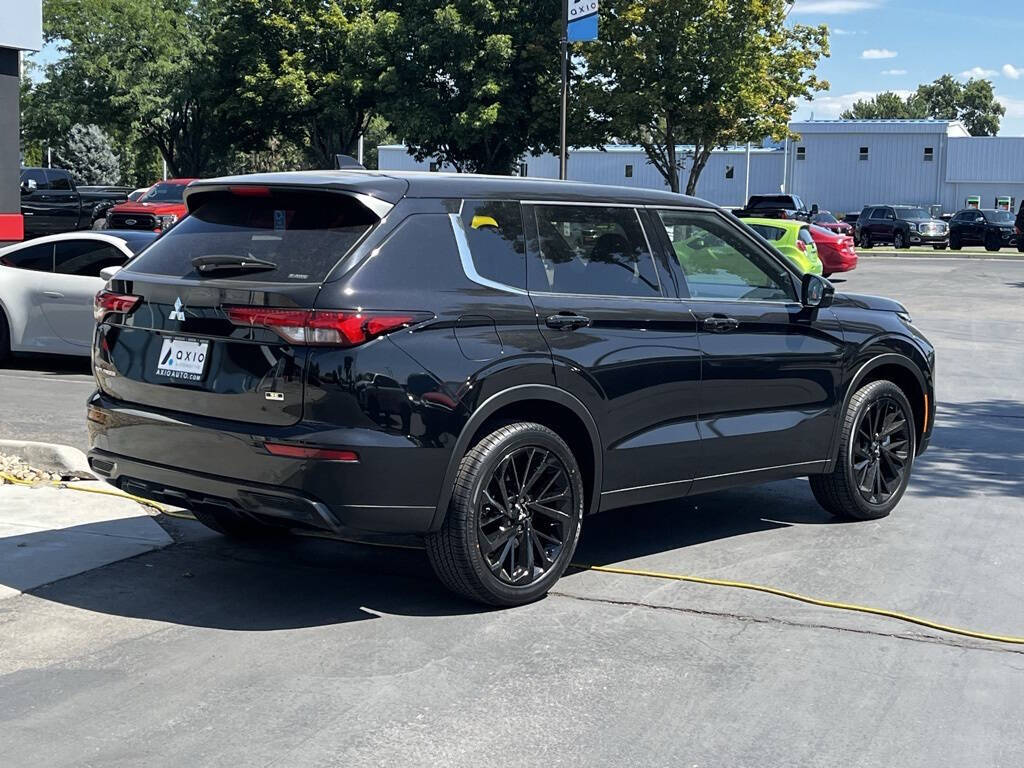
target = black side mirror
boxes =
[801,272,834,309]
[20,178,37,195]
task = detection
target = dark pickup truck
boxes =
[734,194,812,221]
[19,167,130,237]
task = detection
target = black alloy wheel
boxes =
[809,380,916,520]
[427,422,584,606]
[894,231,907,249]
[851,396,911,506]
[860,232,872,249]
[477,446,573,586]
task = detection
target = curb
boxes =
[0,440,95,479]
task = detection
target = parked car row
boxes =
[740,216,857,278]
[18,167,194,240]
[19,167,130,238]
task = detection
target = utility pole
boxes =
[744,141,752,204]
[558,0,569,180]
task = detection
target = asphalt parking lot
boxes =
[2,255,1024,766]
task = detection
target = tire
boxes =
[859,232,872,249]
[190,506,283,538]
[894,231,908,250]
[985,233,1001,252]
[809,380,916,521]
[426,422,584,606]
[949,234,962,251]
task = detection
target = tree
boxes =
[841,91,926,121]
[54,124,122,184]
[384,0,566,174]
[220,0,400,170]
[840,75,1005,136]
[43,0,241,177]
[581,0,828,194]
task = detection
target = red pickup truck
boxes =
[107,178,197,232]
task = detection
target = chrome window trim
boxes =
[448,212,529,296]
[521,199,639,208]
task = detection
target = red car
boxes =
[810,225,857,277]
[811,210,854,236]
[107,178,197,232]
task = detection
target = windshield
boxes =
[140,183,187,204]
[985,210,1015,224]
[896,208,930,221]
[813,212,839,224]
[124,189,379,283]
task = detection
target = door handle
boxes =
[43,291,65,299]
[546,313,591,331]
[703,316,739,333]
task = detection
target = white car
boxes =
[0,230,158,359]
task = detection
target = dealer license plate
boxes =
[155,337,209,382]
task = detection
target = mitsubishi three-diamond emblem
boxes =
[168,297,186,322]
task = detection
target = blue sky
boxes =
[790,0,1024,134]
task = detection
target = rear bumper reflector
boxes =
[264,442,359,462]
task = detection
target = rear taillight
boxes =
[94,290,140,322]
[225,307,430,346]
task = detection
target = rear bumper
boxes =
[87,392,446,534]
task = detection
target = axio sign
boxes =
[567,0,598,42]
[0,0,43,52]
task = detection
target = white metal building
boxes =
[378,119,1024,216]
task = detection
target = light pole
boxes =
[558,0,569,180]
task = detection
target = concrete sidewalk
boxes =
[0,481,173,600]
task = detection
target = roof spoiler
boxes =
[334,154,365,170]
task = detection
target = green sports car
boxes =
[741,217,824,275]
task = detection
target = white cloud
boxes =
[997,95,1024,118]
[881,69,907,76]
[831,28,856,35]
[792,0,882,13]
[802,90,914,118]
[861,48,898,60]
[1002,64,1024,80]
[960,67,998,79]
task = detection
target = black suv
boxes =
[88,172,936,606]
[735,194,811,221]
[856,205,949,250]
[948,208,1019,252]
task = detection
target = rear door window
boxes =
[46,170,73,191]
[797,228,815,246]
[55,240,128,277]
[20,169,49,190]
[1,242,54,271]
[123,190,380,282]
[527,204,660,297]
[458,200,526,289]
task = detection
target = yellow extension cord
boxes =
[5,471,1024,646]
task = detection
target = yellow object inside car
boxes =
[471,215,499,230]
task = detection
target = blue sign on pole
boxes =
[567,0,598,42]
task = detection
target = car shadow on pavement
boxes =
[5,354,92,375]
[6,482,835,631]
[6,399,1017,629]
[913,399,1024,499]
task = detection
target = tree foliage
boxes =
[385,0,564,174]
[219,0,400,170]
[54,124,122,184]
[841,75,1005,136]
[582,0,829,194]
[43,0,240,177]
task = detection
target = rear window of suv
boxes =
[124,190,379,282]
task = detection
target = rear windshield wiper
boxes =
[191,254,277,274]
